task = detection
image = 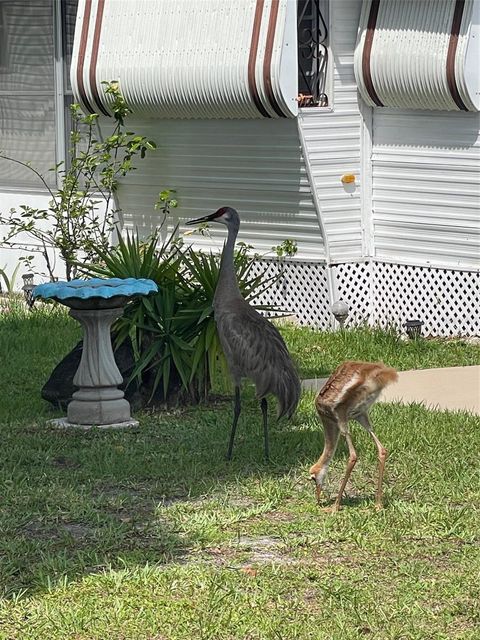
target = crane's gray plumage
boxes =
[186,206,301,459]
[215,303,300,419]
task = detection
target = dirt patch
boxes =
[227,497,257,509]
[52,455,81,469]
[61,522,93,540]
[22,520,93,542]
[22,521,56,540]
[237,535,282,549]
[302,587,321,612]
[93,485,150,500]
[93,484,194,507]
[236,536,295,565]
[203,546,239,566]
[265,510,296,523]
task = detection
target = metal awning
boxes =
[71,0,298,119]
[354,0,480,111]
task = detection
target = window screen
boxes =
[0,0,78,189]
[0,1,55,187]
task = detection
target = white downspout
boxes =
[359,98,375,324]
[359,99,374,259]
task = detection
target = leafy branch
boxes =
[0,82,157,281]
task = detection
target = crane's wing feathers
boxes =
[218,309,289,372]
[216,307,301,418]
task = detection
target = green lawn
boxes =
[0,304,479,639]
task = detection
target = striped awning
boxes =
[354,0,480,112]
[71,0,298,119]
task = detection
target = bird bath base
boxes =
[48,417,139,430]
[46,306,138,429]
[65,306,134,426]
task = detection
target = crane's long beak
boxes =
[185,213,215,226]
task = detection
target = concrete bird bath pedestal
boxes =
[33,278,157,429]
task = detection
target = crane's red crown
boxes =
[211,206,230,219]
[185,206,236,226]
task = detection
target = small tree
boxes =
[0,82,156,281]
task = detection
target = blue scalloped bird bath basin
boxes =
[33,277,158,310]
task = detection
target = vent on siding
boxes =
[354,0,480,112]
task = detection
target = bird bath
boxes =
[33,278,157,429]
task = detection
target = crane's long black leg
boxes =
[226,386,241,461]
[260,398,269,461]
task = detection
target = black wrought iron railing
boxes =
[297,0,329,107]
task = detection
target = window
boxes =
[62,0,77,91]
[0,3,8,70]
[59,0,79,172]
[297,0,329,108]
[0,0,78,189]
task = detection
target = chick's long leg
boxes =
[332,427,357,512]
[356,413,387,509]
[309,417,340,504]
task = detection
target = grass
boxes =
[279,323,480,378]
[0,299,80,423]
[0,303,479,639]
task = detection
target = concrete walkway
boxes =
[302,365,480,414]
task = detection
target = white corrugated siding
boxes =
[112,0,363,263]
[114,117,325,261]
[298,0,364,262]
[372,109,480,268]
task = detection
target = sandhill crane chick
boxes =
[310,361,398,511]
[186,207,301,460]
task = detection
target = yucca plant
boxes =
[81,229,188,398]
[83,227,180,281]
[81,229,181,345]
[127,281,198,401]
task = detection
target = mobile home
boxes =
[1,0,479,335]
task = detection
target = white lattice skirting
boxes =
[252,260,479,337]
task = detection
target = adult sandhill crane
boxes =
[310,361,398,511]
[186,207,301,460]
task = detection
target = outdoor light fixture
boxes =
[22,273,36,309]
[405,319,423,339]
[331,300,349,329]
[341,173,356,184]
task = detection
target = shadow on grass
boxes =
[0,390,323,597]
